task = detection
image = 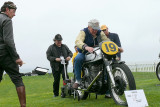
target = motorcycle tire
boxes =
[73,72,89,100]
[61,92,66,98]
[156,62,160,81]
[81,92,89,100]
[109,63,136,106]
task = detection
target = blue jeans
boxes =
[74,53,85,81]
[74,53,110,95]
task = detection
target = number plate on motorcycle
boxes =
[101,41,118,55]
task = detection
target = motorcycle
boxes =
[156,53,160,81]
[73,41,136,106]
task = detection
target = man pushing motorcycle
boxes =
[72,19,123,89]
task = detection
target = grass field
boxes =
[0,72,160,107]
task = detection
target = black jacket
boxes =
[0,13,19,60]
[108,32,121,58]
[46,43,73,71]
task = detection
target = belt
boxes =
[0,44,6,49]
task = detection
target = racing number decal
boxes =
[105,43,116,52]
[101,41,118,55]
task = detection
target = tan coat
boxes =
[75,30,110,49]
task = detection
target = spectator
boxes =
[46,34,73,97]
[101,25,123,60]
[0,1,26,107]
[72,46,78,66]
[101,25,123,98]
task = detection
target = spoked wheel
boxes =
[109,63,136,106]
[80,68,90,100]
[77,91,81,101]
[156,62,160,81]
[81,91,89,100]
[61,92,66,98]
[74,90,88,101]
[73,90,80,101]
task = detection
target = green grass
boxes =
[0,72,160,107]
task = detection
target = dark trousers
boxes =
[0,69,4,82]
[52,64,69,96]
[0,54,24,87]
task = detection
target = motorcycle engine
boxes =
[84,62,104,92]
[89,64,103,79]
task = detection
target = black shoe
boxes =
[53,95,58,97]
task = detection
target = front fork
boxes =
[103,58,116,87]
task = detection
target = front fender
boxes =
[111,60,125,65]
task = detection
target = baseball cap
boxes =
[8,3,17,9]
[88,19,100,30]
[54,34,63,41]
[101,25,108,30]
[1,2,17,12]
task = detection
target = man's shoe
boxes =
[72,83,79,89]
[53,95,58,97]
[105,94,111,98]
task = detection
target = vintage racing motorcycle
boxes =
[61,41,136,106]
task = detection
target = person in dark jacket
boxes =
[101,25,123,98]
[46,34,73,97]
[101,25,123,60]
[0,1,26,107]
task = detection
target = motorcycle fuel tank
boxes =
[85,47,102,62]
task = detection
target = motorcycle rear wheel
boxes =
[81,92,89,100]
[109,63,136,106]
[156,62,160,81]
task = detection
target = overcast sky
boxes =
[0,0,160,72]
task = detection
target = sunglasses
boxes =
[102,29,106,32]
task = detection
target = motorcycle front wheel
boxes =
[156,62,160,81]
[109,63,136,106]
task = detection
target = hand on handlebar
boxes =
[85,46,94,53]
[118,47,124,53]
